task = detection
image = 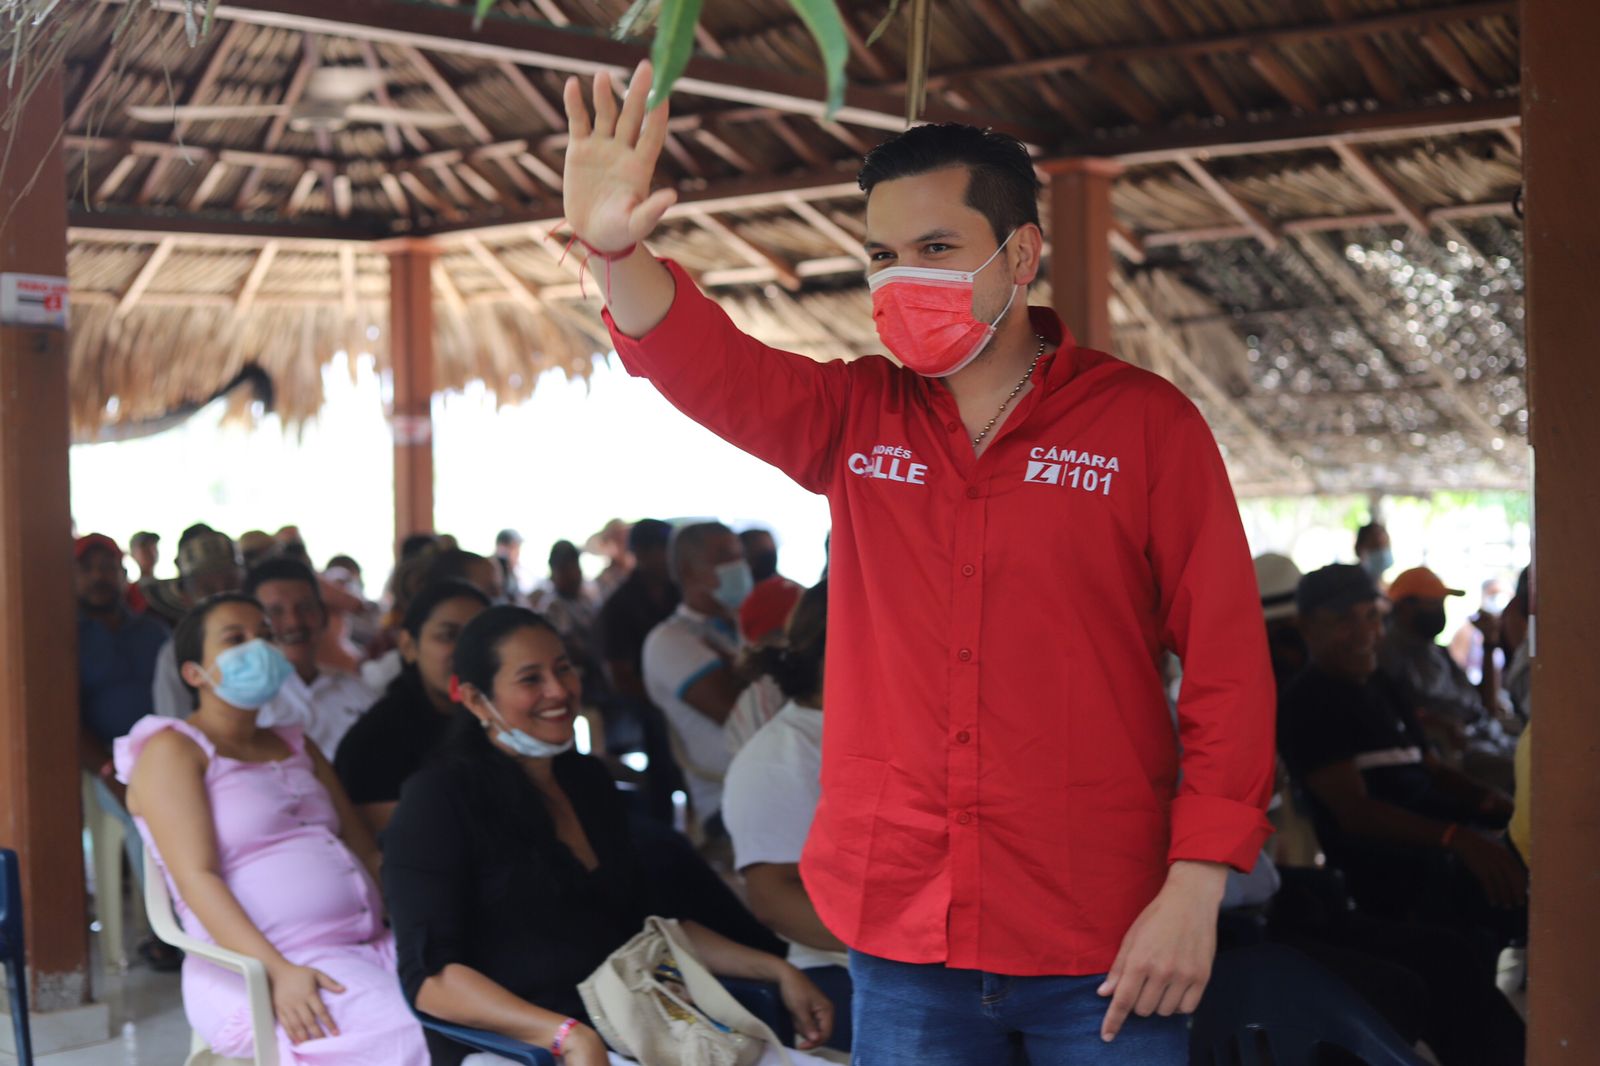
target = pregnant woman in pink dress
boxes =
[115,592,428,1064]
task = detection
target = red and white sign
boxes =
[0,273,69,329]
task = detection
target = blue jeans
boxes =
[849,950,1188,1065]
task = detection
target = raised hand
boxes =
[562,61,678,254]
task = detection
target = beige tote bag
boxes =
[578,916,793,1066]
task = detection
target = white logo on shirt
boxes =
[1024,446,1120,496]
[848,444,929,486]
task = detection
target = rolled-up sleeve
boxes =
[381,770,471,1005]
[604,258,854,494]
[1145,397,1276,872]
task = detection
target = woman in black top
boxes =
[335,580,490,835]
[382,607,834,1066]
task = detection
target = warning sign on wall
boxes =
[0,273,69,329]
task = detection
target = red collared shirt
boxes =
[607,261,1275,976]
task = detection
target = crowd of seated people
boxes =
[73,510,1532,1063]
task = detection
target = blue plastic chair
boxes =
[0,848,34,1066]
[1190,944,1427,1066]
[417,976,795,1064]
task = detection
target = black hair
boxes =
[404,579,491,639]
[131,531,160,548]
[173,592,264,709]
[857,123,1042,245]
[425,548,490,586]
[549,540,580,567]
[178,523,216,550]
[326,554,361,576]
[243,556,323,605]
[1355,522,1387,550]
[758,580,828,702]
[399,532,440,560]
[451,605,561,697]
[628,518,673,554]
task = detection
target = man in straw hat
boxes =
[557,64,1274,1061]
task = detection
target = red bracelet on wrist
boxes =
[576,237,638,262]
[551,1017,579,1057]
[1440,823,1459,848]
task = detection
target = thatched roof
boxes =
[57,0,1525,494]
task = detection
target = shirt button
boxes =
[946,420,961,433]
[961,564,975,577]
[958,649,972,662]
[956,731,971,744]
[966,486,980,499]
[956,812,972,825]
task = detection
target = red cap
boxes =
[739,576,804,644]
[74,533,123,562]
[1387,566,1465,602]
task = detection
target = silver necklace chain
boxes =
[972,335,1046,449]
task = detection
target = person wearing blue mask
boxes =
[641,522,757,838]
[1355,521,1395,585]
[114,593,428,1065]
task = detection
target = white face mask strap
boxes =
[976,228,1019,275]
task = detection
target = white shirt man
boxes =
[723,701,848,971]
[256,668,377,759]
[247,558,377,758]
[642,602,740,827]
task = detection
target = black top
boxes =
[382,716,649,1066]
[598,570,679,674]
[1278,666,1467,863]
[334,669,451,807]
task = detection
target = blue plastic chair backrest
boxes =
[0,848,21,957]
[1190,944,1427,1066]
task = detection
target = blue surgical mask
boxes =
[482,698,575,759]
[1360,548,1394,580]
[204,639,293,710]
[713,560,755,613]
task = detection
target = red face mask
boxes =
[868,230,1020,377]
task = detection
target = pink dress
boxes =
[114,716,428,1065]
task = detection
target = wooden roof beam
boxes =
[1062,97,1519,164]
[966,0,1092,127]
[1320,0,1405,105]
[785,198,869,264]
[1111,272,1315,492]
[399,46,495,144]
[1087,62,1161,125]
[1419,28,1492,98]
[1293,232,1510,458]
[686,211,803,291]
[115,236,177,318]
[235,36,319,211]
[1176,157,1282,250]
[285,167,319,217]
[234,241,278,317]
[1332,143,1430,235]
[496,61,564,130]
[339,242,359,327]
[1141,0,1241,120]
[185,159,232,211]
[360,40,431,153]
[169,0,1049,141]
[94,155,141,203]
[693,127,759,174]
[761,114,827,168]
[921,0,1514,90]
[1248,50,1321,112]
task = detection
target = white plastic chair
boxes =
[142,847,279,1066]
[81,773,148,973]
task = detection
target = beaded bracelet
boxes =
[551,1017,579,1057]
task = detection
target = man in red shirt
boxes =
[560,64,1275,1063]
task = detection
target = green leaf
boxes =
[865,0,903,47]
[614,0,663,40]
[647,0,704,111]
[787,0,849,119]
[201,0,220,39]
[472,0,497,32]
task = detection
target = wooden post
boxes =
[1044,158,1122,353]
[1523,0,1600,1060]
[387,240,436,547]
[0,70,92,1012]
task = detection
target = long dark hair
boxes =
[757,580,827,703]
[440,606,575,856]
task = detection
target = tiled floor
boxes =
[26,963,191,1065]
